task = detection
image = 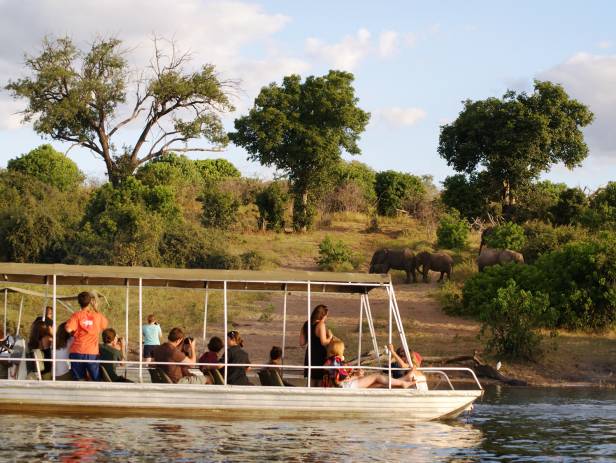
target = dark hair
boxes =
[56,322,72,350]
[28,320,51,351]
[227,330,244,348]
[45,306,53,316]
[207,336,223,353]
[147,314,156,324]
[77,292,92,309]
[270,345,282,361]
[168,327,184,342]
[102,328,116,344]
[310,305,328,324]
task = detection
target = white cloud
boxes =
[539,52,616,159]
[378,107,427,127]
[0,0,306,131]
[403,32,417,47]
[378,30,398,57]
[306,29,372,71]
[598,40,612,49]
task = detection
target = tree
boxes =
[551,187,588,226]
[441,173,493,220]
[6,36,234,185]
[7,144,84,192]
[515,180,567,223]
[255,181,288,231]
[229,71,370,231]
[375,170,425,216]
[194,159,241,181]
[438,81,594,214]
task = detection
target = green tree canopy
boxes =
[441,173,493,220]
[229,70,370,231]
[375,170,426,216]
[438,81,593,213]
[6,36,234,185]
[7,144,84,191]
[551,187,588,226]
[194,158,241,181]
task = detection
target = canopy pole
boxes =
[388,284,393,389]
[52,274,57,381]
[138,277,143,383]
[388,284,411,362]
[307,281,311,388]
[202,283,209,345]
[42,279,48,320]
[223,280,228,386]
[363,295,381,366]
[281,284,288,365]
[124,280,130,376]
[3,288,7,337]
[357,294,364,366]
[16,296,23,337]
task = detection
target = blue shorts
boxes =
[69,353,100,381]
[143,345,158,358]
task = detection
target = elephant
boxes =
[369,248,417,283]
[477,248,524,272]
[415,251,453,282]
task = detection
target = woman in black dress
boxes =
[299,304,333,386]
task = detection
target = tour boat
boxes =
[0,263,482,421]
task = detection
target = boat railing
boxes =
[3,356,483,391]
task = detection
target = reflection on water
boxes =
[0,387,614,462]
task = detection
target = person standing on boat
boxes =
[142,314,162,364]
[299,305,333,387]
[65,292,108,381]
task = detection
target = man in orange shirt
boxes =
[65,292,108,380]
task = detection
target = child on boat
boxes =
[323,339,413,389]
[142,314,163,363]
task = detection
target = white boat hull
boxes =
[0,380,481,421]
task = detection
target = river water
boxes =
[0,387,614,462]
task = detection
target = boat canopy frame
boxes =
[0,262,482,390]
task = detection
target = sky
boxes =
[0,0,615,189]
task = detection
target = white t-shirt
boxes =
[54,337,73,377]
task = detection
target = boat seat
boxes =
[269,370,285,387]
[149,368,173,384]
[258,369,273,386]
[100,366,112,382]
[207,368,225,385]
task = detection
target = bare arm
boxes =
[299,324,307,347]
[387,344,410,369]
[182,340,197,365]
[316,322,333,346]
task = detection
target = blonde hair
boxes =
[327,338,345,357]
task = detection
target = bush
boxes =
[436,212,469,249]
[240,250,265,270]
[203,250,242,269]
[136,153,202,189]
[255,181,288,231]
[194,159,241,181]
[7,144,84,192]
[316,236,359,272]
[479,280,555,361]
[551,187,588,226]
[375,170,426,216]
[535,236,616,330]
[484,222,526,251]
[583,182,616,230]
[514,180,567,223]
[200,189,239,229]
[522,221,582,264]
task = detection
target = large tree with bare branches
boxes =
[6,36,235,185]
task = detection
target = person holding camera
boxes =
[99,328,132,382]
[142,314,162,363]
[153,327,210,384]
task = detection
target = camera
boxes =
[183,336,194,344]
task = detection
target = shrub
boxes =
[522,221,582,264]
[316,236,359,272]
[436,212,469,249]
[240,250,265,270]
[583,182,616,230]
[551,187,588,226]
[194,159,241,181]
[484,222,525,251]
[136,153,202,189]
[375,170,426,216]
[200,189,239,229]
[535,236,616,330]
[514,180,567,223]
[7,144,84,192]
[479,280,555,361]
[255,181,288,231]
[203,250,242,269]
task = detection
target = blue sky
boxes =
[1,0,615,189]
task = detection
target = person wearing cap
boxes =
[387,344,428,391]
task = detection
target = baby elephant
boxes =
[477,248,524,272]
[369,248,416,283]
[415,251,453,283]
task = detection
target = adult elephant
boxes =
[415,251,453,282]
[369,248,417,283]
[477,248,524,272]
